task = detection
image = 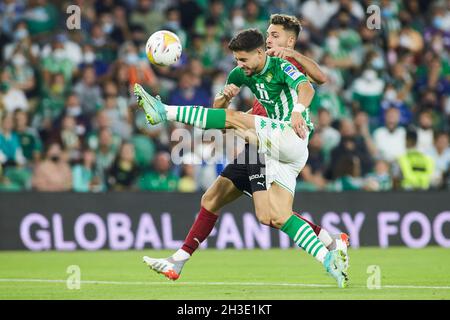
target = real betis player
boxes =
[134,28,348,288]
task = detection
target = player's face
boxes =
[266,24,295,50]
[233,49,265,76]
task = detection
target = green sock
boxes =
[168,106,226,129]
[281,215,329,263]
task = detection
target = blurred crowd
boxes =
[0,0,449,192]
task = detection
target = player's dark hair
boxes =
[269,14,302,39]
[228,29,265,52]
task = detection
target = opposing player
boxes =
[135,27,348,287]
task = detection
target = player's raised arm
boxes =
[213,67,244,108]
[266,47,327,85]
[213,84,240,108]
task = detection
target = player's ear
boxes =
[257,47,264,57]
[287,35,296,48]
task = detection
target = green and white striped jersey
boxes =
[226,56,314,132]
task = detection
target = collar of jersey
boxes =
[255,55,271,76]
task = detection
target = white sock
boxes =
[165,105,177,121]
[172,249,191,261]
[318,229,335,250]
[315,247,329,264]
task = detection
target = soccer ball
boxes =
[145,30,182,67]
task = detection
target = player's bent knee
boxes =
[255,213,271,226]
[254,206,272,226]
[269,213,291,229]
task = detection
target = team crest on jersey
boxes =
[265,72,273,83]
[283,64,300,80]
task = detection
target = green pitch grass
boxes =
[0,248,449,299]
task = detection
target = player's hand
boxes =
[291,111,308,140]
[222,84,240,100]
[266,47,295,60]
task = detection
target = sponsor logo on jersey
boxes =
[265,72,273,83]
[283,64,300,80]
[249,174,265,180]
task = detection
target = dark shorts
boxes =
[220,144,266,197]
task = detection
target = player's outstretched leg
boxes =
[134,83,254,132]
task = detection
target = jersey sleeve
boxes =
[226,67,245,87]
[285,56,306,74]
[279,61,309,91]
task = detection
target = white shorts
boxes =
[254,116,309,196]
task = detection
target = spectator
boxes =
[56,115,82,163]
[373,107,406,162]
[41,33,83,68]
[317,108,340,164]
[177,0,203,32]
[395,129,435,190]
[428,131,450,189]
[13,109,42,163]
[95,128,119,184]
[380,83,412,128]
[41,36,76,83]
[178,163,197,192]
[0,69,29,113]
[32,142,72,191]
[24,0,58,37]
[120,42,158,92]
[332,155,375,191]
[365,159,393,191]
[130,0,165,36]
[89,22,116,64]
[99,7,130,47]
[79,43,109,77]
[328,118,374,179]
[310,69,348,120]
[353,110,377,158]
[138,151,179,191]
[168,69,211,107]
[389,13,424,54]
[33,72,69,139]
[73,66,103,117]
[3,21,40,70]
[72,148,103,192]
[87,109,122,151]
[107,142,139,191]
[0,0,26,35]
[56,94,91,139]
[162,6,188,48]
[298,131,327,191]
[417,110,435,153]
[300,0,337,30]
[243,0,268,33]
[0,112,26,167]
[103,94,132,140]
[5,45,36,96]
[194,0,229,39]
[352,69,385,120]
